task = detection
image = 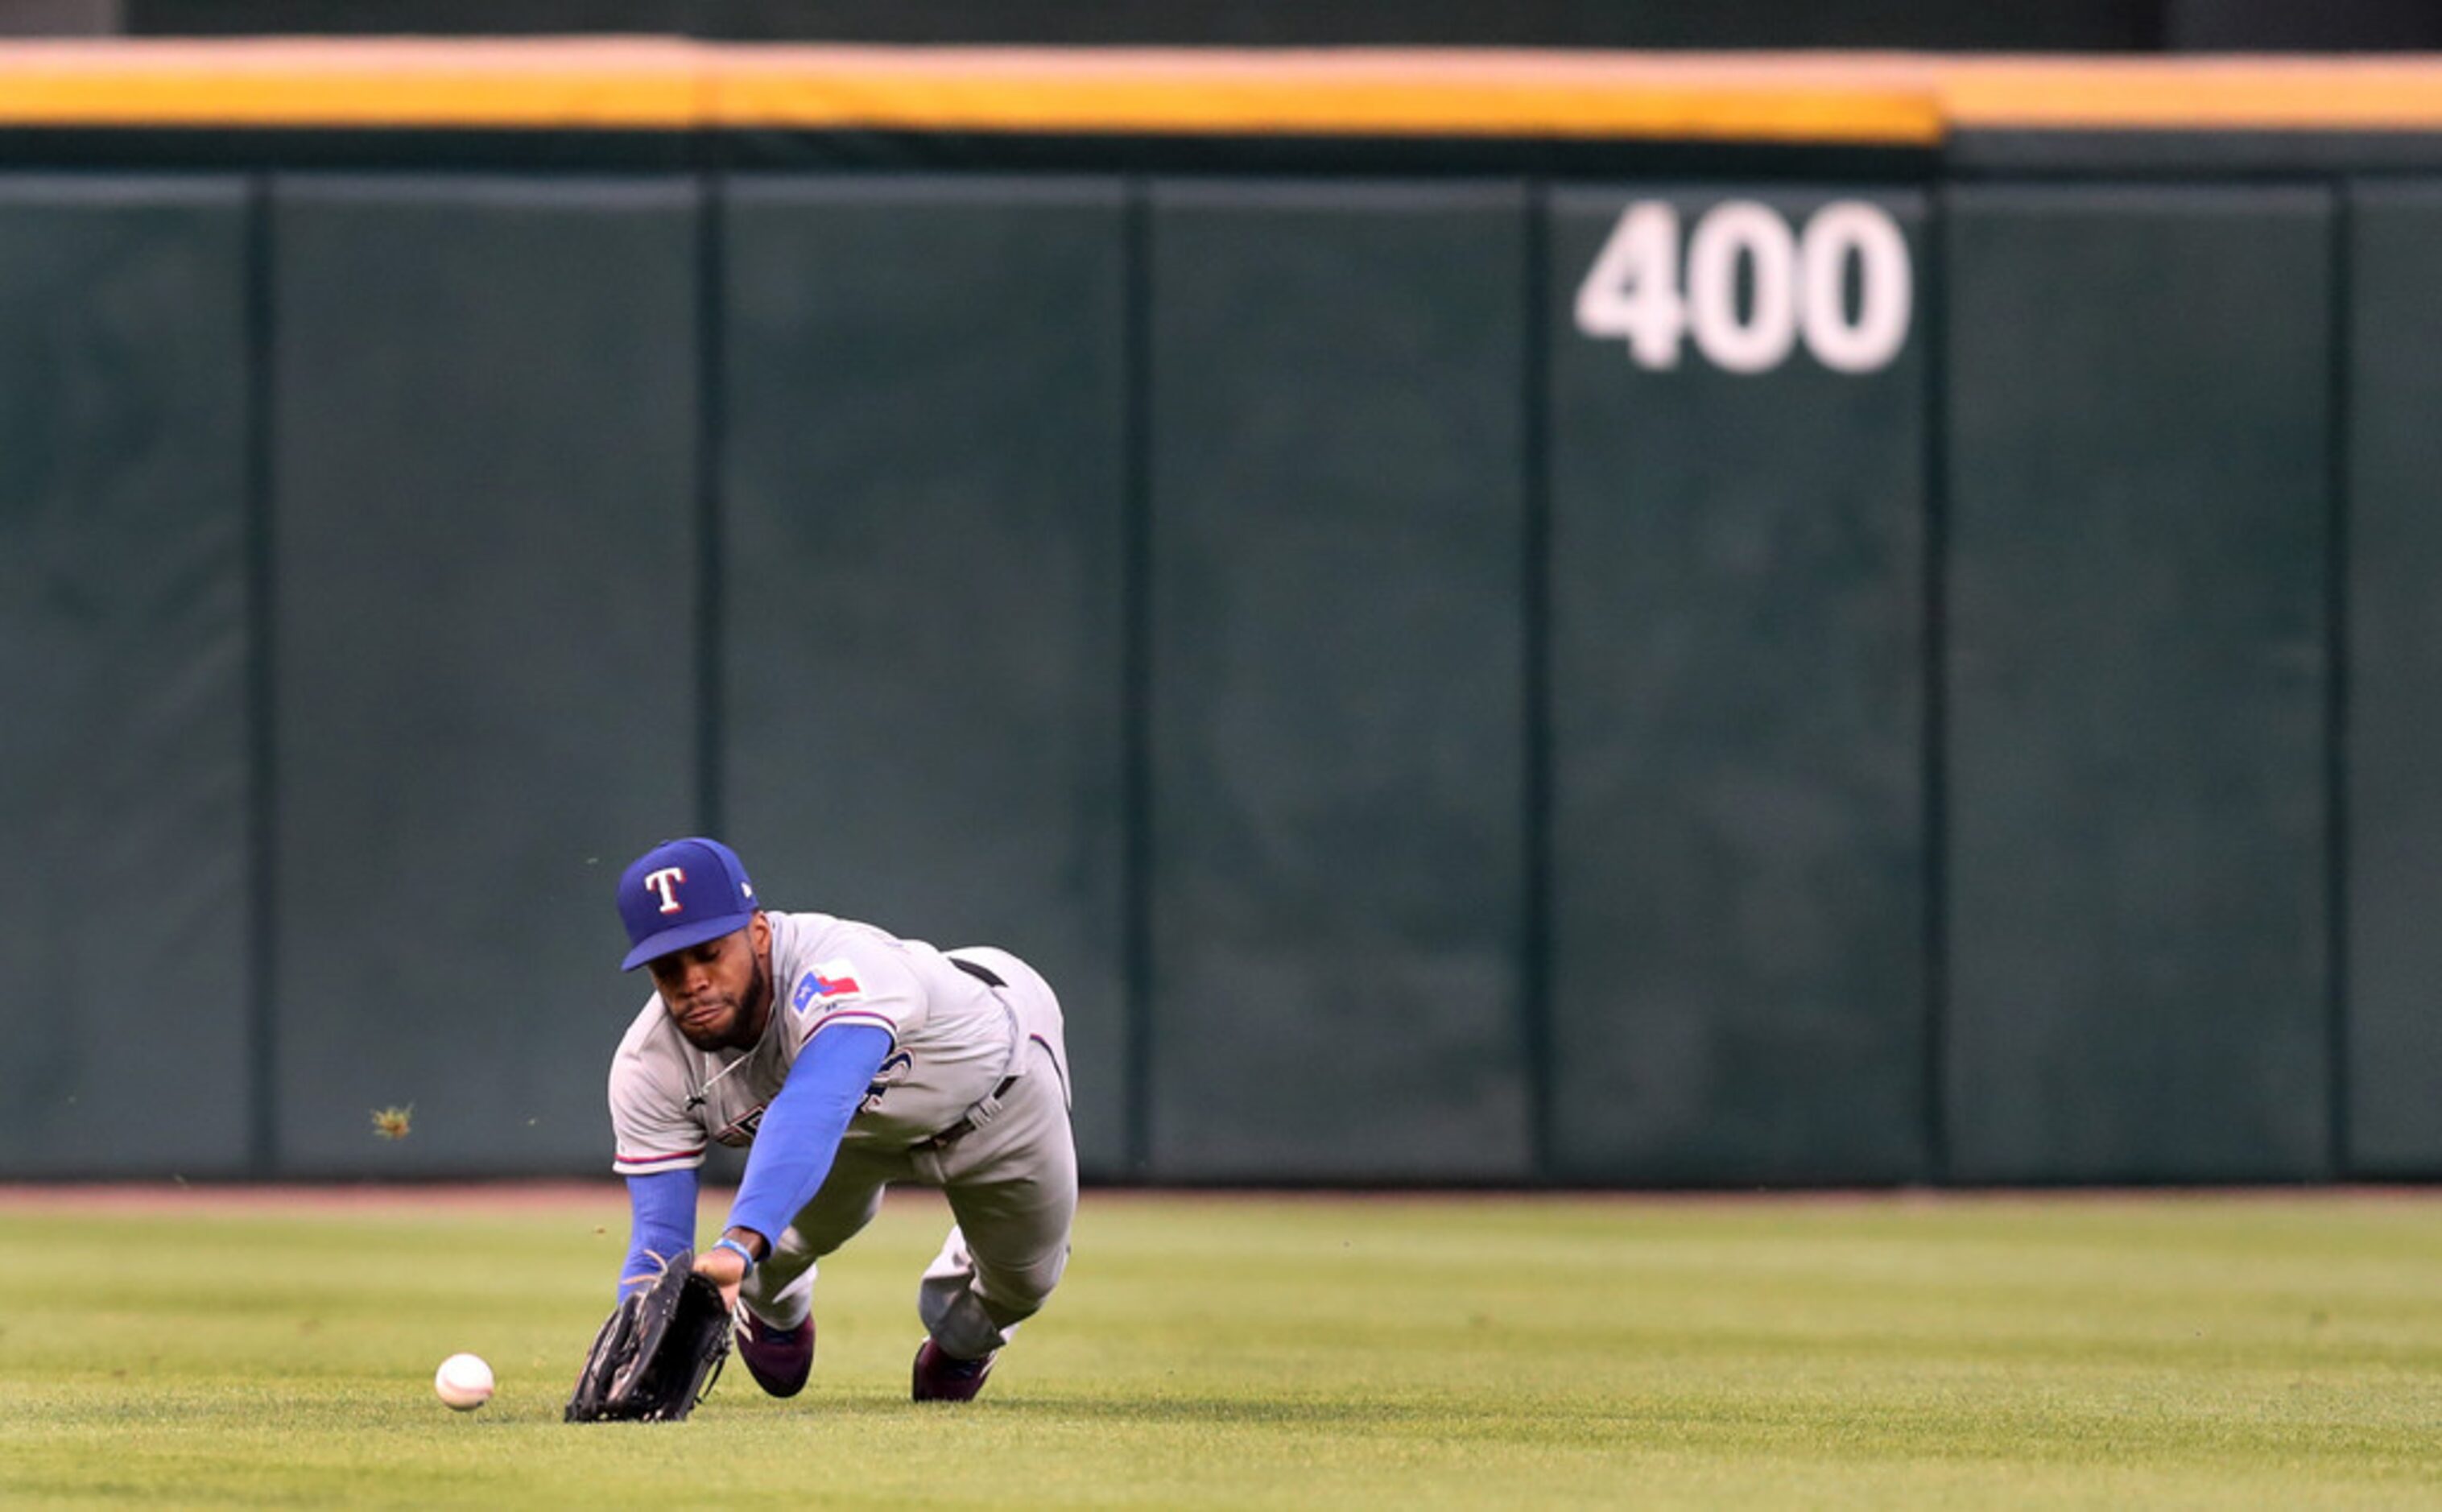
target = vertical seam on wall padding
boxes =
[2325,181,2353,1179]
[245,172,278,1177]
[1519,181,1555,1184]
[1922,184,1952,1186]
[1122,177,1155,1178]
[696,169,726,839]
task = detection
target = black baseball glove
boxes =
[564,1247,733,1422]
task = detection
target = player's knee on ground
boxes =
[918,1237,1069,1357]
[973,1241,1069,1328]
[928,1247,1068,1350]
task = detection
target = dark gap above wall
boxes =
[107,0,2428,51]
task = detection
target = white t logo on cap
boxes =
[643,866,687,914]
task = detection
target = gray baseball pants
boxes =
[739,947,1076,1362]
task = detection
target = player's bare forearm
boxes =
[692,1228,765,1311]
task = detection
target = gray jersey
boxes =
[608,910,1023,1177]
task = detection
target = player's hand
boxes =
[693,1241,750,1312]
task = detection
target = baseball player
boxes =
[602,836,1076,1403]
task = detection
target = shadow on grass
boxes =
[838,1394,1626,1431]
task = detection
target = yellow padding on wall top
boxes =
[1939,58,2442,130]
[710,48,1941,142]
[1,40,2440,139]
[0,39,707,128]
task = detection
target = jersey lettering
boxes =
[862,1051,914,1113]
[714,1102,768,1147]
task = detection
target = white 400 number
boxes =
[1574,200,1913,374]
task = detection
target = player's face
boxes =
[647,915,772,1051]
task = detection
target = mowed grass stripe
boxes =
[1,1191,2437,1508]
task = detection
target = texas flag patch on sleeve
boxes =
[790,957,866,1017]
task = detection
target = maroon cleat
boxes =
[911,1339,997,1403]
[733,1308,814,1398]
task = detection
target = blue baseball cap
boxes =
[616,837,759,971]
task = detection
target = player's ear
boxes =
[750,911,771,954]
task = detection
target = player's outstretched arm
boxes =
[692,1023,894,1300]
[620,1168,700,1299]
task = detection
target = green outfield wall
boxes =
[5,51,2442,1184]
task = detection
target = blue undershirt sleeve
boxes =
[725,1023,895,1250]
[619,1167,699,1299]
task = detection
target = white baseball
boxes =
[434,1352,494,1411]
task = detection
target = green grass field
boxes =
[2,1187,2440,1508]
